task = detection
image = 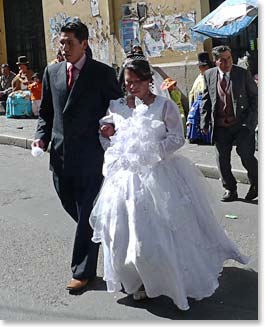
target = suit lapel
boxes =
[230,66,238,114]
[55,61,68,101]
[210,67,218,108]
[63,58,94,113]
[230,66,239,96]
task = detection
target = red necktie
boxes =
[67,64,75,89]
[220,73,227,91]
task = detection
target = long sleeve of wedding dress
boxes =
[159,99,185,159]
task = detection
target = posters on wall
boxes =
[142,13,197,57]
[120,19,140,53]
[119,11,199,57]
[49,12,71,51]
[87,20,110,65]
[121,3,138,18]
[90,0,100,17]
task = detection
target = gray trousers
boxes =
[214,124,258,191]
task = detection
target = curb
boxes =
[0,134,34,150]
[0,134,249,185]
[195,163,249,185]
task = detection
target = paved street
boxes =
[0,144,258,320]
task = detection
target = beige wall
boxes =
[42,0,116,65]
[41,0,211,96]
[41,0,211,66]
[111,0,211,97]
[112,0,210,64]
[0,0,7,64]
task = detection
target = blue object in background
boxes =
[6,91,32,118]
[191,0,258,39]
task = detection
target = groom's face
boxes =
[59,31,87,64]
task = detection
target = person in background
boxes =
[12,56,34,91]
[28,73,42,117]
[32,19,122,293]
[200,45,258,202]
[189,52,212,107]
[0,63,16,111]
[160,77,186,135]
[186,52,212,144]
[50,49,64,65]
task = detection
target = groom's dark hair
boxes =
[61,19,88,43]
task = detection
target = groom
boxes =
[32,19,122,291]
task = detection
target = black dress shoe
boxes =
[221,190,238,202]
[245,185,258,200]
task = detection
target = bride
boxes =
[89,59,249,311]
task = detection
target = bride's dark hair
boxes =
[124,60,153,82]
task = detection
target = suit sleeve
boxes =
[243,69,258,131]
[34,66,54,149]
[102,68,123,109]
[98,106,114,151]
[200,74,212,130]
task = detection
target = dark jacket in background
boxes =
[200,64,258,141]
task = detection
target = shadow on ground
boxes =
[117,267,258,320]
[237,198,258,205]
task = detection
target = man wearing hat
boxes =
[0,64,16,111]
[189,52,212,107]
[12,56,34,91]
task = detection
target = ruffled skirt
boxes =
[89,154,249,310]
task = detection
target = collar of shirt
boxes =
[218,68,230,80]
[66,53,86,72]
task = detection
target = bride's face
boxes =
[124,69,150,99]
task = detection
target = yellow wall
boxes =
[0,0,7,64]
[41,0,211,66]
[112,0,209,65]
[42,0,116,65]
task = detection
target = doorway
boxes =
[3,0,47,75]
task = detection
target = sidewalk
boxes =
[0,115,257,184]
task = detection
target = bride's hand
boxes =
[100,124,115,138]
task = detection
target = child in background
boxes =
[161,77,186,135]
[28,73,42,117]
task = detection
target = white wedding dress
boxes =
[89,95,248,311]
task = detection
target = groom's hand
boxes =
[100,124,115,138]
